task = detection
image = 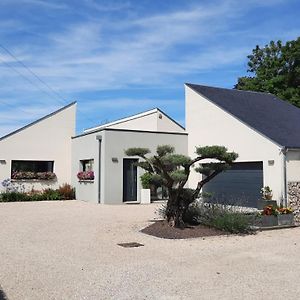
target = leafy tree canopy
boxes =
[235,37,300,107]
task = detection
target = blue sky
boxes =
[0,0,299,136]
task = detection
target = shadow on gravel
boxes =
[0,287,8,300]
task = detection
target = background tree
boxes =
[235,37,300,107]
[125,145,238,228]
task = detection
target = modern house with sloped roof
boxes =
[185,83,300,207]
[1,83,300,208]
[0,102,76,192]
[0,105,187,204]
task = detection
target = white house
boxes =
[0,102,76,192]
[1,83,300,210]
[72,108,188,204]
[185,83,300,207]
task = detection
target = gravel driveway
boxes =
[1,201,300,300]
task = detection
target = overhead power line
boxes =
[0,43,97,126]
[0,56,68,107]
[0,43,67,107]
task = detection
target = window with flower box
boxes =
[77,159,94,181]
[81,159,94,172]
[11,160,56,180]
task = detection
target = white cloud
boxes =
[0,0,68,9]
[0,0,296,136]
[0,1,253,93]
[84,0,131,12]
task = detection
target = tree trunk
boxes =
[165,190,189,228]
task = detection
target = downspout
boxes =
[282,147,288,207]
[96,135,102,203]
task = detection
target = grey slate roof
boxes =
[186,83,300,148]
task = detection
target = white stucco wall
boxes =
[185,86,285,201]
[156,111,185,133]
[0,103,76,192]
[286,150,300,182]
[107,112,158,131]
[84,109,184,134]
[103,129,188,204]
[72,129,188,204]
[71,131,104,203]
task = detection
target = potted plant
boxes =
[260,205,294,227]
[140,172,151,204]
[261,186,273,200]
[261,205,279,227]
[258,186,277,209]
[277,207,294,226]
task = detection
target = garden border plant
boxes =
[0,179,75,202]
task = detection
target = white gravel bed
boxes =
[0,201,300,300]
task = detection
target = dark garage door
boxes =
[202,162,263,208]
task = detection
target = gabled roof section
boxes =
[186,83,300,148]
[0,101,76,141]
[84,107,185,133]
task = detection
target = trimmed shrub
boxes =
[140,172,152,189]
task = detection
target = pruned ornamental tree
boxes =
[125,145,238,228]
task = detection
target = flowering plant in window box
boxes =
[11,171,56,180]
[77,171,94,181]
[36,172,57,180]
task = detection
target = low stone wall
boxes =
[288,182,300,224]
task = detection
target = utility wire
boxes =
[0,44,97,127]
[0,56,64,105]
[0,43,67,106]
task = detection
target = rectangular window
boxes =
[80,159,94,172]
[11,160,54,174]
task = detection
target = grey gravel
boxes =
[1,201,300,300]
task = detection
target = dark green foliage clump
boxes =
[236,38,300,107]
[125,148,150,157]
[0,192,28,202]
[140,172,152,189]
